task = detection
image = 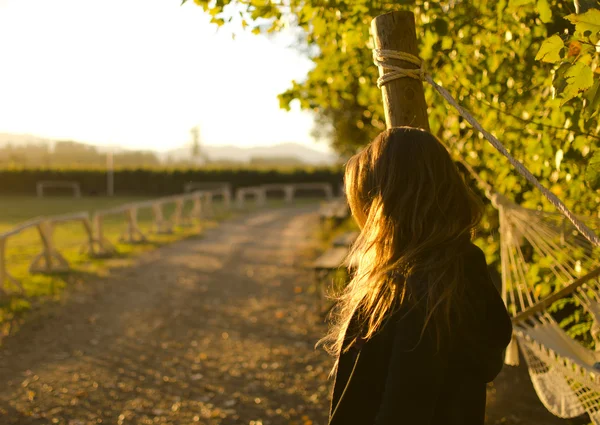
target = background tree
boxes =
[185,0,600,262]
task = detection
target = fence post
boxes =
[92,213,117,257]
[236,189,245,210]
[80,216,96,255]
[204,192,214,218]
[127,208,135,242]
[121,206,146,243]
[172,198,184,227]
[258,188,267,207]
[189,193,203,231]
[191,194,202,219]
[223,188,232,210]
[0,237,21,294]
[324,184,333,200]
[29,220,69,274]
[0,237,6,293]
[152,202,172,234]
[284,186,294,204]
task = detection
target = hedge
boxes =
[0,167,345,196]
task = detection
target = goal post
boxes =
[36,181,82,198]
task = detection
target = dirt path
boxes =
[0,206,332,425]
[0,205,588,425]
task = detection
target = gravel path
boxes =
[0,205,587,425]
[0,205,332,425]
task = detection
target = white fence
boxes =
[235,187,267,209]
[0,189,220,294]
[184,182,232,210]
[235,182,334,208]
[1,182,339,294]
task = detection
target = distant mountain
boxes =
[163,142,339,165]
[0,133,340,166]
[0,133,52,146]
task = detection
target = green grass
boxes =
[0,195,325,337]
[0,196,154,229]
[0,195,237,335]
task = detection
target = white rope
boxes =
[373,49,600,247]
[372,49,426,87]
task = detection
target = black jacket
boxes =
[329,243,513,425]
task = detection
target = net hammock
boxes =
[372,47,600,422]
[496,194,600,421]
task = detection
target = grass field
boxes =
[0,195,325,337]
[0,195,238,334]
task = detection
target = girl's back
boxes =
[330,243,512,425]
[323,128,512,424]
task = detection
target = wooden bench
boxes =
[312,230,360,314]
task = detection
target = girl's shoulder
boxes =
[461,242,492,276]
[462,242,487,260]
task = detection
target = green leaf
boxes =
[562,62,595,101]
[585,150,600,190]
[433,18,449,36]
[497,0,508,22]
[566,9,600,38]
[210,16,226,26]
[535,35,564,63]
[586,80,600,117]
[552,62,570,98]
[537,0,552,23]
[509,0,535,6]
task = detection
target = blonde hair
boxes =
[321,127,484,363]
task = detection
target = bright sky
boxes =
[0,0,328,152]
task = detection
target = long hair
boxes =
[321,127,484,362]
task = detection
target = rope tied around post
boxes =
[372,47,600,248]
[372,49,427,87]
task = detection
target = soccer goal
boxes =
[36,181,82,198]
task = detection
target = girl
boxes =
[324,127,513,425]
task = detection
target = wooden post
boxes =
[323,184,333,200]
[123,207,146,242]
[0,237,9,293]
[260,188,267,207]
[29,220,69,274]
[39,221,54,270]
[284,186,294,204]
[371,11,430,130]
[204,192,214,218]
[172,198,184,227]
[223,188,232,210]
[0,236,22,294]
[191,194,202,220]
[81,217,95,254]
[236,189,245,209]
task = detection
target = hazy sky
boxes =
[0,0,327,152]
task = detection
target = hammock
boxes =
[372,46,600,423]
[445,148,600,420]
[496,195,600,421]
[449,142,600,421]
